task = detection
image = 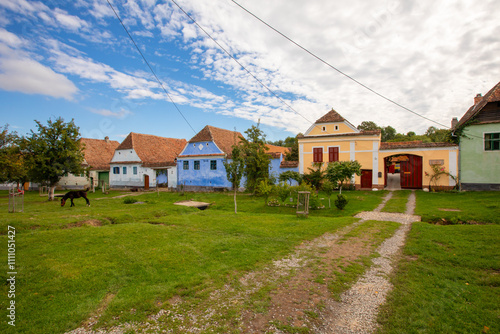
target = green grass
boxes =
[0,189,381,334]
[381,190,411,213]
[415,191,500,224]
[377,223,500,333]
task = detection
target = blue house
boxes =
[177,125,299,191]
[177,125,241,191]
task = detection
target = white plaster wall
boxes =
[110,164,156,188]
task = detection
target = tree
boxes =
[223,145,245,213]
[357,121,380,131]
[0,125,28,184]
[20,118,85,200]
[425,126,452,143]
[321,179,335,208]
[240,124,270,192]
[284,135,299,161]
[302,162,324,191]
[381,126,396,141]
[279,170,302,185]
[325,160,362,194]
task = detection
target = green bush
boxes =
[334,194,349,210]
[123,197,138,204]
[255,179,276,203]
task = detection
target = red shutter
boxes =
[313,148,323,162]
[329,147,339,162]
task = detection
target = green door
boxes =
[98,172,109,189]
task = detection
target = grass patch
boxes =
[0,190,371,334]
[381,190,411,213]
[415,191,500,224]
[377,223,500,333]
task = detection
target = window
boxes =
[123,167,127,174]
[329,147,339,162]
[133,166,138,175]
[183,161,189,170]
[194,160,200,170]
[313,147,323,162]
[322,126,326,132]
[210,160,217,170]
[334,125,339,131]
[113,167,120,174]
[485,133,500,151]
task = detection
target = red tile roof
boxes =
[115,132,187,167]
[380,141,457,150]
[315,109,345,123]
[455,80,500,129]
[188,125,243,154]
[80,138,120,171]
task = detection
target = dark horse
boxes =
[61,188,90,207]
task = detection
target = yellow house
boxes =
[298,109,458,190]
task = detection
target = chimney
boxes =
[474,93,482,105]
[451,117,458,128]
[104,136,109,143]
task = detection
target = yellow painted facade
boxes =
[299,110,458,189]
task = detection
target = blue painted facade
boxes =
[177,135,299,190]
[177,140,232,189]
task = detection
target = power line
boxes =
[106,0,196,134]
[169,0,318,128]
[230,0,450,129]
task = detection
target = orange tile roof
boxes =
[455,80,500,129]
[280,160,299,168]
[80,138,120,171]
[188,125,243,154]
[115,132,187,167]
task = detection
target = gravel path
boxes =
[318,190,420,334]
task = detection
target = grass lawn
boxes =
[381,190,411,213]
[415,191,500,224]
[378,191,500,333]
[0,189,384,334]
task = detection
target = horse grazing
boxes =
[61,188,90,207]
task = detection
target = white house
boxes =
[109,132,186,189]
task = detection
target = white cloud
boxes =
[90,108,132,119]
[0,56,77,99]
[54,8,89,31]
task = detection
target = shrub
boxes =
[255,179,276,204]
[276,182,291,203]
[309,195,324,210]
[123,197,138,204]
[334,194,349,210]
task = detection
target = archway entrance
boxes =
[384,154,422,189]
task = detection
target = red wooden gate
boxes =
[400,155,422,189]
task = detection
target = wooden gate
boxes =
[360,170,372,189]
[400,155,422,189]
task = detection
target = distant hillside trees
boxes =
[357,122,452,143]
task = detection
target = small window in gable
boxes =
[322,126,326,132]
[334,125,339,131]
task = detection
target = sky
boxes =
[0,0,498,143]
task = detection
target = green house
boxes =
[454,81,500,190]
